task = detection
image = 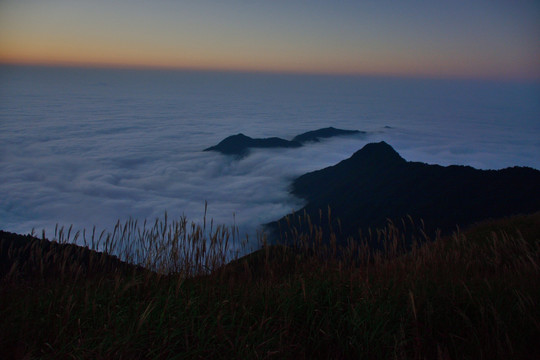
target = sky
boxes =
[0,0,539,79]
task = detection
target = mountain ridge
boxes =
[268,141,540,244]
[204,127,364,156]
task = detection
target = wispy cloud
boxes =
[1,68,538,244]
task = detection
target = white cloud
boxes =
[1,68,538,248]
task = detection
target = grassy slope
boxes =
[1,213,539,359]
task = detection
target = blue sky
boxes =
[0,0,539,78]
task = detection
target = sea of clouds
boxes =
[1,66,539,247]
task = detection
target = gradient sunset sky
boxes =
[1,0,538,79]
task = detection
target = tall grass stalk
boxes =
[40,211,247,275]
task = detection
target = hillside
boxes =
[270,141,540,244]
[0,230,150,280]
[1,213,538,359]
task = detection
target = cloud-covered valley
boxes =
[1,67,538,246]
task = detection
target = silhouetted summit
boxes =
[292,127,363,143]
[204,127,364,156]
[270,142,540,244]
[349,141,404,164]
[204,133,301,156]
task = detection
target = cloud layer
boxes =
[1,67,539,246]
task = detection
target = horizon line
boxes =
[1,59,538,83]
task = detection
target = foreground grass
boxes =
[1,213,539,359]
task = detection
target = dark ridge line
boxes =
[204,127,364,157]
[266,141,540,246]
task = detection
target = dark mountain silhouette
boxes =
[268,141,540,245]
[292,127,363,143]
[204,127,363,156]
[204,134,301,157]
[0,231,149,279]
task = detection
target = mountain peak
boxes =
[351,141,404,164]
[270,141,540,244]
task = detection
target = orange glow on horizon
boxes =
[1,1,539,81]
[2,51,538,81]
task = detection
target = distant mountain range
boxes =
[204,127,363,156]
[268,141,540,245]
[291,127,363,143]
